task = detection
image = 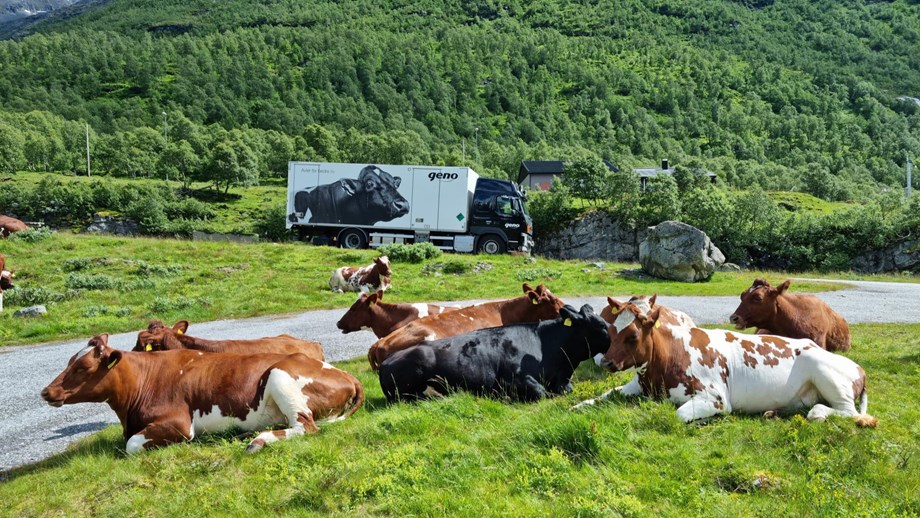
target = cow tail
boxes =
[368,345,381,371]
[853,385,878,428]
[344,378,365,419]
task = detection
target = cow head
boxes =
[357,166,409,223]
[599,303,662,372]
[374,255,392,277]
[41,334,123,407]
[523,283,566,319]
[133,320,190,351]
[0,270,14,291]
[559,304,611,358]
[599,295,657,325]
[729,278,791,330]
[336,291,383,333]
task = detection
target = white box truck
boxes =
[286,162,533,253]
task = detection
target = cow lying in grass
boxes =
[336,290,458,338]
[0,215,28,238]
[379,304,610,403]
[0,252,13,313]
[42,333,363,453]
[367,283,565,370]
[133,320,325,361]
[329,255,392,293]
[594,303,877,427]
[730,278,851,352]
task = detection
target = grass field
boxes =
[2,323,917,516]
[0,232,869,347]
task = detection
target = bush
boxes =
[253,203,293,242]
[442,260,471,275]
[515,268,562,282]
[135,262,184,276]
[9,227,53,243]
[4,286,79,306]
[527,179,578,237]
[66,273,121,290]
[62,258,92,271]
[149,295,211,313]
[378,242,442,263]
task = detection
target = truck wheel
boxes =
[478,235,506,254]
[339,228,368,250]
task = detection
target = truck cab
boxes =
[469,178,533,254]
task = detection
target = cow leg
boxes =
[246,368,319,453]
[572,374,644,410]
[519,375,547,402]
[125,420,193,455]
[675,395,725,423]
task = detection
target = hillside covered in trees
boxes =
[0,0,918,200]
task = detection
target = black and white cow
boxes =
[289,165,410,225]
[378,304,610,403]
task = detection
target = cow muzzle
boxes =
[729,314,745,329]
[392,200,409,217]
[41,387,65,407]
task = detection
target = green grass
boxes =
[2,323,917,516]
[0,232,858,347]
[767,191,853,214]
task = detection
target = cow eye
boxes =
[752,296,763,303]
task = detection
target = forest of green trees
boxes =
[1,0,919,269]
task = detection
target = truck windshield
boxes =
[512,197,527,217]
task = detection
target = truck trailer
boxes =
[286,162,533,253]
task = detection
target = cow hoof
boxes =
[763,410,777,419]
[245,439,265,453]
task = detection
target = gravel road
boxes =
[2,279,918,472]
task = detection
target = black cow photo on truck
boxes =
[286,162,534,254]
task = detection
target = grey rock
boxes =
[718,262,742,272]
[85,215,137,235]
[13,305,46,318]
[640,221,725,282]
[591,262,606,269]
[852,240,920,273]
[537,211,641,261]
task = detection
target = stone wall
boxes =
[852,240,920,273]
[536,211,643,261]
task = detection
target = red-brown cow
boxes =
[729,278,851,352]
[329,255,392,293]
[336,290,458,338]
[367,283,565,370]
[42,334,363,453]
[133,320,325,361]
[0,215,29,238]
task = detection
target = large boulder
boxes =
[536,211,643,261]
[640,221,725,282]
[852,240,920,273]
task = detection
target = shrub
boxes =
[515,268,562,282]
[9,227,53,243]
[378,242,442,263]
[253,203,293,242]
[62,258,92,271]
[150,295,211,313]
[4,286,79,306]
[442,260,471,275]
[135,262,184,276]
[66,273,121,290]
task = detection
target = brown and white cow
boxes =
[0,252,14,313]
[329,255,392,293]
[336,291,458,338]
[575,295,697,409]
[133,320,325,361]
[0,215,29,238]
[367,283,566,370]
[729,278,851,352]
[42,333,363,453]
[593,303,877,427]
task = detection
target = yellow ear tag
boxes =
[145,344,153,351]
[564,318,572,327]
[107,359,119,369]
[655,321,661,329]
[532,298,539,305]
[177,329,184,335]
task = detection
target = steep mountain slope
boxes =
[0,0,917,192]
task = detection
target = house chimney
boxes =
[661,158,669,170]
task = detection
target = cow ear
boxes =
[106,349,123,370]
[94,333,110,349]
[393,176,401,188]
[776,280,791,295]
[173,321,189,335]
[559,305,580,326]
[522,283,535,294]
[645,307,663,329]
[527,290,541,304]
[535,284,548,294]
[752,278,770,289]
[376,290,384,301]
[579,304,595,317]
[648,294,658,307]
[367,292,380,305]
[607,297,626,311]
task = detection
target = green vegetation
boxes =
[0,232,854,347]
[2,323,917,515]
[0,0,918,195]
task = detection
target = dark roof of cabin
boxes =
[517,160,620,183]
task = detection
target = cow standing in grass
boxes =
[0,215,28,238]
[336,291,458,338]
[379,304,610,403]
[367,283,565,370]
[42,334,363,453]
[729,278,851,352]
[329,255,392,293]
[133,320,325,361]
[595,303,877,427]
